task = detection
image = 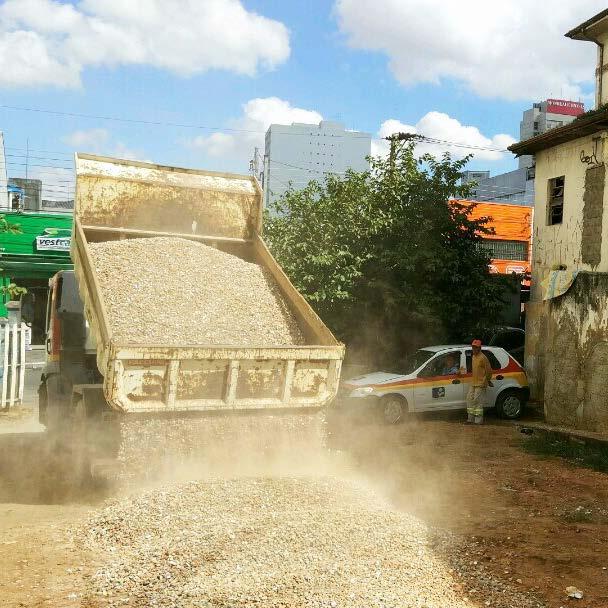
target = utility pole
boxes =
[250,147,268,204]
[25,138,29,181]
[250,147,263,179]
[384,132,420,170]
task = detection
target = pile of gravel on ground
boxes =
[74,477,545,608]
[88,237,305,346]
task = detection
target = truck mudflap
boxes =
[104,346,343,414]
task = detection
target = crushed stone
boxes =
[88,237,305,346]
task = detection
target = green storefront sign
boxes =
[1,211,74,342]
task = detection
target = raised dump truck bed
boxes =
[72,154,344,415]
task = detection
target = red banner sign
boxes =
[546,99,585,116]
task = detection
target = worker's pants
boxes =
[467,386,486,424]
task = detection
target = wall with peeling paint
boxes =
[531,134,606,293]
[526,131,608,431]
[544,273,608,432]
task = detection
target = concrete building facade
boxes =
[263,121,371,207]
[461,170,490,185]
[510,8,608,433]
[468,99,584,206]
[8,177,42,211]
[518,99,585,169]
[469,167,535,206]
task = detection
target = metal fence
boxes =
[0,322,27,410]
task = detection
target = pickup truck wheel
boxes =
[380,395,407,425]
[495,389,524,419]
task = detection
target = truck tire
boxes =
[495,389,524,419]
[43,376,95,489]
[380,395,408,425]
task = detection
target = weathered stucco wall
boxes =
[543,273,608,433]
[524,300,548,401]
[526,132,608,415]
[532,134,607,299]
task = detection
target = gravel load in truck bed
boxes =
[88,237,305,346]
[75,477,545,608]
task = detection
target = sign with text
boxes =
[36,235,71,251]
[546,99,585,116]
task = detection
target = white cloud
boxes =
[62,127,109,149]
[26,166,75,201]
[0,0,290,88]
[62,127,148,161]
[335,0,600,100]
[372,112,516,162]
[187,97,323,168]
[111,142,148,162]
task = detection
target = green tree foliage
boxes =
[0,215,27,302]
[265,143,511,364]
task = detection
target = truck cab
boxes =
[39,270,100,427]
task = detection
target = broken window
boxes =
[548,176,565,225]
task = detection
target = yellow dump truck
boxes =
[39,154,344,476]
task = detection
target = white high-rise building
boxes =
[263,120,371,207]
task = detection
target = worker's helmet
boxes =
[471,339,482,347]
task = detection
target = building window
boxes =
[526,165,535,180]
[478,240,529,261]
[548,176,565,225]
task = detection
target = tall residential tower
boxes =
[467,99,585,205]
[263,121,371,207]
[518,99,585,168]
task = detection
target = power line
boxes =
[269,158,351,175]
[0,103,516,153]
[386,132,510,153]
[5,146,73,157]
[6,160,74,170]
[0,103,264,134]
[5,153,76,163]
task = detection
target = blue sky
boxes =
[0,0,602,200]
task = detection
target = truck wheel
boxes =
[495,389,524,419]
[380,395,407,425]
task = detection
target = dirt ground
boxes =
[328,410,608,607]
[1,407,607,607]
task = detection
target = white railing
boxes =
[0,322,27,410]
